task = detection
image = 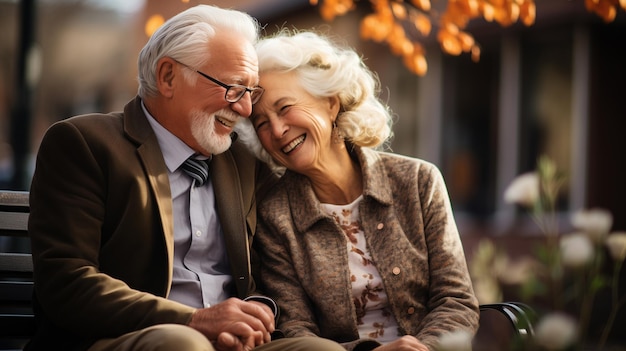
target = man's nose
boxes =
[231,93,253,118]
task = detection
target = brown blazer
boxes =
[255,147,479,351]
[26,97,275,350]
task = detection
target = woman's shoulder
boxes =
[363,148,440,173]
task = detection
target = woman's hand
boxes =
[373,335,429,351]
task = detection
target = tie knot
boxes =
[181,156,210,186]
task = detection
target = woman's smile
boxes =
[282,134,306,154]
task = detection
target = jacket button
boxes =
[407,307,415,314]
[392,267,401,275]
[377,223,384,230]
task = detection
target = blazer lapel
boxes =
[211,150,251,298]
[123,97,175,295]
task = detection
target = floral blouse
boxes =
[321,195,400,344]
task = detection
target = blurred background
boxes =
[1,0,624,229]
[1,0,625,342]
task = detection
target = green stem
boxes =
[597,260,625,350]
[577,279,593,350]
[577,245,604,350]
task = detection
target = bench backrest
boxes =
[0,190,35,347]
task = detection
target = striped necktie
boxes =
[181,156,210,186]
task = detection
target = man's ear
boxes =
[155,57,177,98]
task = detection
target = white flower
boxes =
[571,208,613,243]
[605,232,626,261]
[560,233,594,268]
[473,277,502,304]
[503,172,539,208]
[436,330,473,351]
[497,256,538,285]
[534,313,578,350]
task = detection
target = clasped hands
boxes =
[189,297,275,351]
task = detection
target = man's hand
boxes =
[189,298,275,350]
[215,331,256,351]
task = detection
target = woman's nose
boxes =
[270,119,288,139]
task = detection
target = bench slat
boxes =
[0,253,33,273]
[0,281,34,303]
[0,191,29,208]
[0,314,36,337]
[0,212,28,236]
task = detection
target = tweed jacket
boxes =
[26,96,275,350]
[255,147,479,351]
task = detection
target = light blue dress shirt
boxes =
[142,103,233,308]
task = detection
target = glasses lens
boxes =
[250,87,264,104]
[225,87,246,103]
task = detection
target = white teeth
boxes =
[216,117,233,128]
[282,135,305,154]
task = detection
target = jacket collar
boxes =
[286,146,394,233]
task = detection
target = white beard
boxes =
[190,108,239,155]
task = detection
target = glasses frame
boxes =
[174,59,264,104]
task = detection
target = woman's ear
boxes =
[328,95,341,120]
[155,57,177,98]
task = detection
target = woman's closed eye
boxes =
[253,117,268,131]
[279,104,292,113]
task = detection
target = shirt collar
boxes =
[141,101,195,172]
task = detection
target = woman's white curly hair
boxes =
[236,29,394,173]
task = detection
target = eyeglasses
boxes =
[176,60,264,104]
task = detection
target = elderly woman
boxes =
[237,30,479,351]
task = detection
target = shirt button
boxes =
[205,303,211,308]
[195,230,202,237]
[377,223,384,230]
[407,307,415,314]
[392,267,401,275]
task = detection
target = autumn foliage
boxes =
[310,0,626,75]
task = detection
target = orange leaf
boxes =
[585,0,597,10]
[596,1,617,22]
[321,5,337,21]
[391,2,407,19]
[360,14,393,42]
[481,3,495,22]
[438,29,463,55]
[509,2,521,22]
[458,31,475,52]
[403,52,428,76]
[443,2,471,28]
[458,0,480,17]
[412,12,432,36]
[471,45,481,62]
[520,1,536,26]
[410,0,431,12]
